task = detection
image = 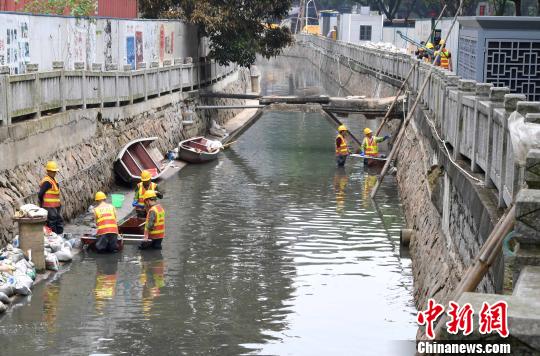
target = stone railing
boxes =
[297,34,540,208]
[0,58,236,125]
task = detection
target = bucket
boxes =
[111,194,125,208]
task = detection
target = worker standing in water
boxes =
[93,191,119,253]
[139,190,165,250]
[133,170,163,218]
[360,128,390,159]
[38,161,64,235]
[335,125,350,167]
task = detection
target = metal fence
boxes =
[0,58,236,125]
[296,34,540,207]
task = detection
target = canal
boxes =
[0,59,416,355]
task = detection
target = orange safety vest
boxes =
[363,137,379,156]
[40,176,61,208]
[439,50,450,69]
[146,204,165,239]
[136,182,157,208]
[94,203,119,236]
[335,134,349,155]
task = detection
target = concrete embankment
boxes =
[0,69,250,246]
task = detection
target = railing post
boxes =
[74,62,86,109]
[53,61,66,112]
[106,63,119,107]
[175,58,183,92]
[138,62,148,101]
[151,61,159,97]
[499,94,527,207]
[0,66,10,125]
[92,63,104,108]
[484,87,509,188]
[27,63,40,118]
[163,59,172,94]
[185,57,193,91]
[453,79,476,161]
[123,64,133,105]
[471,83,492,172]
[513,186,540,283]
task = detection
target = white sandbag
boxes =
[18,204,48,218]
[0,292,10,304]
[0,285,14,297]
[45,253,59,271]
[0,302,7,313]
[14,275,33,296]
[54,248,73,262]
[508,111,540,164]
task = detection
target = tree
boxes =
[374,0,403,19]
[22,0,97,16]
[514,0,522,14]
[492,0,509,14]
[139,0,294,68]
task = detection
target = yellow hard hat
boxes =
[439,39,445,45]
[140,170,152,182]
[364,127,373,135]
[426,42,434,49]
[143,190,157,200]
[95,191,107,201]
[46,161,59,172]
[337,125,348,132]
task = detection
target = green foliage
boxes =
[21,0,97,16]
[139,0,294,67]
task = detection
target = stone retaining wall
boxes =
[0,69,249,245]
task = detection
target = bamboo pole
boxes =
[431,205,516,339]
[370,0,463,199]
[374,4,447,136]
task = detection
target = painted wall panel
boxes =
[0,12,199,73]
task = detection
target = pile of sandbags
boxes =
[14,204,48,218]
[360,41,407,54]
[44,230,73,269]
[0,241,37,313]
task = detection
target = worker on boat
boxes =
[360,128,390,159]
[133,170,163,218]
[93,191,119,253]
[335,125,351,167]
[139,190,165,250]
[38,161,64,235]
[433,39,452,71]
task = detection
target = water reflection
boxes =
[94,255,119,315]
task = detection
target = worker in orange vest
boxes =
[139,190,165,250]
[38,161,64,235]
[132,170,163,218]
[93,191,119,253]
[360,127,390,159]
[434,39,452,71]
[335,125,351,167]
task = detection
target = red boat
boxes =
[81,213,146,250]
[114,137,175,184]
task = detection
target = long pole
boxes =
[370,0,464,199]
[431,205,515,339]
[375,4,447,136]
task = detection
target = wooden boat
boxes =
[81,213,146,250]
[177,137,221,163]
[114,137,174,184]
[364,156,387,168]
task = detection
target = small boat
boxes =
[177,137,221,163]
[349,153,387,168]
[81,213,146,250]
[114,137,174,184]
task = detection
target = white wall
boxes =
[0,12,199,74]
[338,13,384,44]
[382,27,416,51]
